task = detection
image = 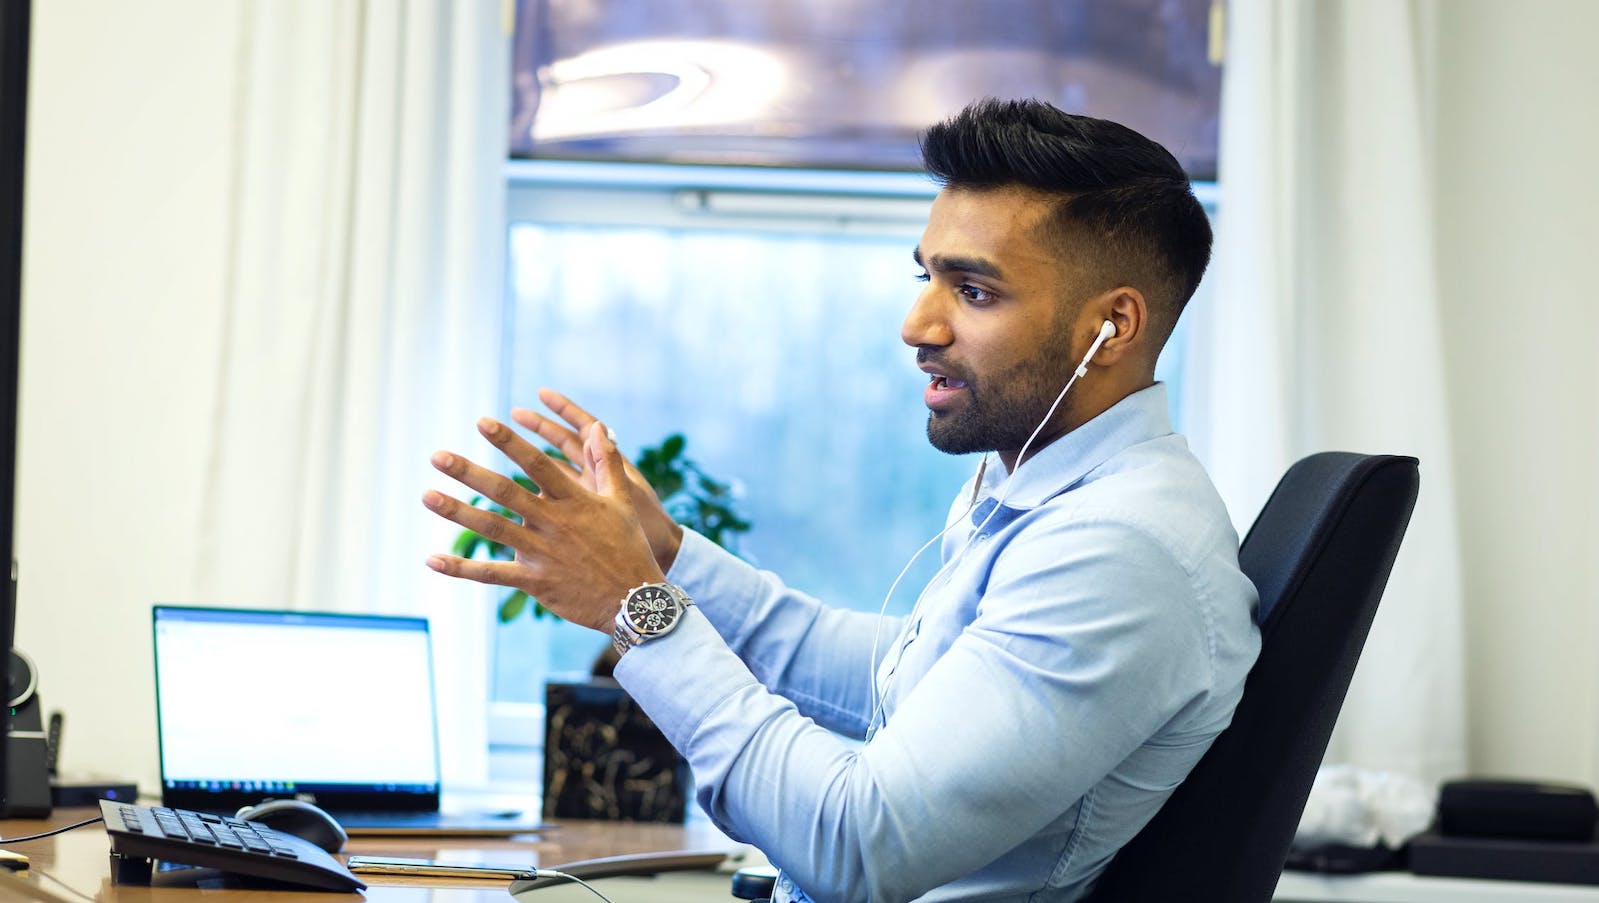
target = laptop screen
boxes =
[153,605,442,813]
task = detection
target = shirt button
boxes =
[778,875,793,892]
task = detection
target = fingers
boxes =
[536,388,600,434]
[584,421,629,499]
[474,416,581,499]
[425,552,540,590]
[428,450,539,516]
[510,406,585,468]
[421,488,531,544]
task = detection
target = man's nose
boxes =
[901,284,953,349]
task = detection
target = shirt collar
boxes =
[969,383,1173,518]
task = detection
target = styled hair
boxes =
[920,98,1212,332]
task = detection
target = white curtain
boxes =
[1184,0,1466,782]
[193,0,509,789]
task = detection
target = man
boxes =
[421,99,1260,902]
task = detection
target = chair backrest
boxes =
[1083,452,1420,903]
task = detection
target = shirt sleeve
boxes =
[665,528,897,736]
[615,515,1218,903]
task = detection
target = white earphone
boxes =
[1081,319,1117,371]
[864,319,1119,739]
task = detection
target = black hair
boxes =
[920,98,1213,330]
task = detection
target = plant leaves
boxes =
[498,590,529,622]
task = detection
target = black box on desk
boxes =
[52,782,139,806]
[1410,831,1599,885]
[542,679,688,823]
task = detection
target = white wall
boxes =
[17,0,241,788]
[1433,0,1599,784]
[13,0,1599,796]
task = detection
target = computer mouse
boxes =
[235,798,349,853]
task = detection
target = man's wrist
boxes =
[595,602,623,635]
[655,522,686,574]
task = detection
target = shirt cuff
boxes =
[611,605,761,746]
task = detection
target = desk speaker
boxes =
[3,648,52,817]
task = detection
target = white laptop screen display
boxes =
[153,606,440,800]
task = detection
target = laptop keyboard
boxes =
[100,799,365,892]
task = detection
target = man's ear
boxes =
[1082,287,1146,366]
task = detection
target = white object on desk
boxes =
[1275,869,1599,902]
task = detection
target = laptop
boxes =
[152,604,549,836]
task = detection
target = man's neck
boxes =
[1000,377,1154,472]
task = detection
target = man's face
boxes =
[904,186,1083,460]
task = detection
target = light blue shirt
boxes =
[615,384,1260,902]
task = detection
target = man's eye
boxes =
[913,270,930,283]
[958,284,992,304]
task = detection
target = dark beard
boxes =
[925,357,1077,456]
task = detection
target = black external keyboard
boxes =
[99,799,365,892]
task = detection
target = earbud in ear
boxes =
[1077,320,1118,376]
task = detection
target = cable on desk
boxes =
[0,817,104,843]
[542,869,617,903]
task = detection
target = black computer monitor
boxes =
[0,0,32,814]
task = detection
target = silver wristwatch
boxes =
[612,582,694,656]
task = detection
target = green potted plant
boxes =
[452,433,749,822]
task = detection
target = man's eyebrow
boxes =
[911,246,1004,280]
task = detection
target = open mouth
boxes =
[924,371,971,410]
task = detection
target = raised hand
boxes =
[423,418,663,634]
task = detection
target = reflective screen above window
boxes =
[510,0,1223,179]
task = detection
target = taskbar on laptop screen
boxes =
[161,778,441,814]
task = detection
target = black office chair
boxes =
[1082,451,1421,902]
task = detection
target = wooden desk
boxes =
[1,807,743,902]
[19,808,1599,903]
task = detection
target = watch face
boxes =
[624,585,681,636]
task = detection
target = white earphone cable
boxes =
[541,870,616,903]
